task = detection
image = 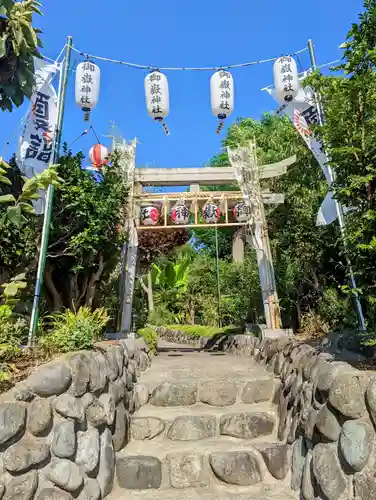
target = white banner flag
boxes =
[17,58,59,214]
[265,86,338,226]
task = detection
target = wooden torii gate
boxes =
[114,138,296,335]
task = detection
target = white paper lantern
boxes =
[172,203,189,225]
[75,61,100,121]
[202,203,220,224]
[145,70,169,121]
[140,205,159,226]
[210,70,234,121]
[273,56,299,103]
[234,202,251,223]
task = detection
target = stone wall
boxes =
[222,334,376,500]
[0,338,152,500]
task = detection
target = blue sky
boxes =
[0,0,364,169]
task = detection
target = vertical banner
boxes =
[17,59,59,214]
[265,86,338,226]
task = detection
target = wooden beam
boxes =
[135,191,285,205]
[137,222,248,231]
[134,155,296,186]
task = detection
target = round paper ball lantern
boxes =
[89,144,109,168]
[202,203,220,224]
[234,202,251,222]
[141,205,159,226]
[172,203,189,225]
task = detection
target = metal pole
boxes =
[308,39,366,331]
[28,36,73,347]
[215,225,222,328]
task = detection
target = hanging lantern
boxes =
[140,205,160,226]
[145,70,170,135]
[273,56,299,103]
[234,202,251,223]
[202,202,220,224]
[210,70,234,134]
[75,60,100,121]
[89,144,109,168]
[172,203,189,225]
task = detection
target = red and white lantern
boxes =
[172,203,189,225]
[202,203,220,224]
[89,144,109,168]
[141,205,159,226]
[234,202,251,222]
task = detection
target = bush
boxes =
[164,324,241,339]
[137,327,157,353]
[39,307,109,354]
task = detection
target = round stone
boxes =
[312,443,347,500]
[200,381,237,406]
[329,373,367,418]
[315,405,341,442]
[167,453,209,488]
[0,403,26,445]
[3,470,38,500]
[3,438,50,473]
[220,412,275,439]
[150,382,197,407]
[241,379,274,404]
[76,428,100,473]
[54,394,85,422]
[52,420,76,459]
[27,362,71,397]
[256,443,289,480]
[131,417,165,440]
[210,451,263,486]
[167,416,216,441]
[339,420,374,472]
[46,458,84,492]
[27,399,52,436]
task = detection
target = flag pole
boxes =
[307,39,366,331]
[28,36,73,347]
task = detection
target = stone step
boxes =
[131,402,277,441]
[114,438,290,491]
[109,483,298,499]
[145,378,277,408]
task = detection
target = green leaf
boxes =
[7,205,22,227]
[3,282,20,297]
[0,175,11,185]
[22,177,38,193]
[0,194,16,204]
[19,202,36,215]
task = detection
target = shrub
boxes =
[39,307,109,354]
[164,324,241,338]
[137,327,157,353]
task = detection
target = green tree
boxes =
[306,0,376,328]
[0,0,43,111]
[42,149,128,312]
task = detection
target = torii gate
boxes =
[114,137,296,335]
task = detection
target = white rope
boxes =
[70,45,308,71]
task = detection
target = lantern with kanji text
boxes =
[140,205,160,226]
[172,203,189,225]
[234,202,251,223]
[202,203,220,224]
[75,61,100,121]
[145,70,170,135]
[273,56,299,103]
[89,144,109,168]
[210,70,234,133]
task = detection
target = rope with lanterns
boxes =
[73,46,305,135]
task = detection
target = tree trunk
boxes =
[85,253,105,309]
[147,270,154,312]
[138,271,154,312]
[45,260,63,311]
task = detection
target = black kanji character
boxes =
[34,92,50,120]
[220,80,230,89]
[281,64,292,73]
[150,84,161,95]
[81,73,93,84]
[81,85,92,93]
[149,73,161,82]
[220,90,231,99]
[83,62,95,72]
[219,101,230,110]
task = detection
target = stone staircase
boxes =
[109,341,298,499]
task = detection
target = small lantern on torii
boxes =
[141,205,160,226]
[202,200,220,224]
[234,201,251,223]
[172,200,189,225]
